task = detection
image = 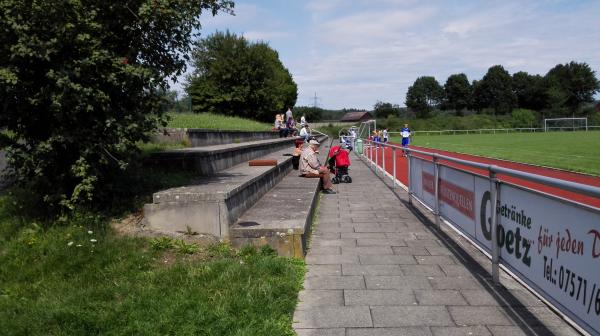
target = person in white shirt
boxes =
[300,114,306,127]
[383,128,389,143]
[299,124,309,142]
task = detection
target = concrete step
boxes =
[143,146,295,238]
[145,137,301,175]
[230,139,331,258]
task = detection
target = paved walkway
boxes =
[293,154,580,336]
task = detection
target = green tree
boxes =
[544,61,600,115]
[293,106,324,123]
[512,72,546,111]
[187,31,297,122]
[0,0,234,212]
[373,101,401,119]
[444,73,472,116]
[405,76,444,118]
[473,65,516,115]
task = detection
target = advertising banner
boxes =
[409,159,600,335]
[479,184,600,335]
[409,157,434,209]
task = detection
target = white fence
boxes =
[388,126,600,136]
[360,139,600,336]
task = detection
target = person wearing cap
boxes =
[300,139,336,194]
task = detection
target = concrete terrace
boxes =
[293,154,580,336]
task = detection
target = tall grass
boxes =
[0,192,305,336]
[167,113,272,131]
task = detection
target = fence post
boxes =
[392,147,397,188]
[375,142,379,172]
[433,156,441,229]
[382,145,386,177]
[407,153,413,205]
[490,169,500,285]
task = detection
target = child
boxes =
[383,128,389,143]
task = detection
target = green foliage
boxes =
[443,73,472,116]
[510,109,538,128]
[472,65,516,115]
[293,106,324,122]
[378,114,516,132]
[0,193,306,335]
[545,61,600,115]
[373,101,401,119]
[405,76,444,118]
[0,0,234,214]
[166,112,272,131]
[512,72,547,111]
[150,237,175,251]
[187,31,297,122]
[173,239,200,254]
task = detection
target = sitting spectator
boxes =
[299,124,309,142]
[300,139,336,194]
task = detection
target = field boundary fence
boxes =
[388,126,600,136]
[358,138,600,336]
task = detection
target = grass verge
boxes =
[391,131,600,176]
[0,186,305,336]
[167,113,273,131]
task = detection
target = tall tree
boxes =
[187,31,297,122]
[373,101,401,119]
[473,65,516,115]
[444,73,472,116]
[545,61,600,115]
[405,76,444,118]
[0,0,234,212]
[512,71,547,111]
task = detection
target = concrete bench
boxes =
[145,137,299,176]
[230,144,330,258]
[143,146,295,238]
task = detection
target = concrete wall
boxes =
[143,155,293,238]
[151,128,279,147]
[146,138,297,175]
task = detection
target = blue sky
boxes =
[183,0,600,110]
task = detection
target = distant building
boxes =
[340,111,374,122]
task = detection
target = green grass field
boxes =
[391,131,600,176]
[167,113,272,131]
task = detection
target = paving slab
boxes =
[293,155,579,336]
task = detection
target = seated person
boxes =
[299,124,309,142]
[300,139,336,194]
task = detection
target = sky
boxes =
[180,0,600,110]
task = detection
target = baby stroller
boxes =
[328,145,352,184]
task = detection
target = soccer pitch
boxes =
[391,131,600,176]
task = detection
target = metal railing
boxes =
[362,139,600,282]
[387,125,600,136]
[358,138,600,335]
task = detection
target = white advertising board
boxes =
[409,157,434,209]
[482,184,600,335]
[409,160,600,335]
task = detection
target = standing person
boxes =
[300,114,307,127]
[285,107,293,125]
[300,139,336,194]
[401,123,411,155]
[383,128,389,144]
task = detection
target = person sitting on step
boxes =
[300,139,336,194]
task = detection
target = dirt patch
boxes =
[111,212,219,246]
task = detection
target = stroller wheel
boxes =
[332,176,340,184]
[343,176,352,183]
